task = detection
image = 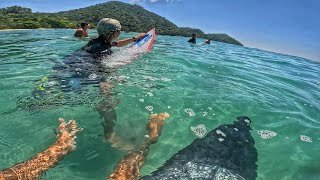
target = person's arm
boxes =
[114,33,146,47]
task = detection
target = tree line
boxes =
[0,6,76,29]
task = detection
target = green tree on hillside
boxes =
[1,5,32,14]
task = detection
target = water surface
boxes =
[0,29,319,180]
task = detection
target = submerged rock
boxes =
[143,116,258,180]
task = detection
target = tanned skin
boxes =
[74,23,90,37]
[108,113,170,180]
[0,118,82,180]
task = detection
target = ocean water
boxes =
[0,29,319,180]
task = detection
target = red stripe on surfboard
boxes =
[146,28,156,52]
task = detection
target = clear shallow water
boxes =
[0,29,319,180]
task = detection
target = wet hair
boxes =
[81,22,88,28]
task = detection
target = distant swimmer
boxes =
[205,38,212,44]
[74,22,90,37]
[187,33,196,43]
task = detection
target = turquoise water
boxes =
[0,29,319,180]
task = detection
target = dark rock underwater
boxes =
[143,116,258,180]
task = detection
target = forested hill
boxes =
[0,2,243,46]
[56,1,179,34]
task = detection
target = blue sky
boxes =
[1,0,319,61]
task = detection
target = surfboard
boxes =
[133,28,156,53]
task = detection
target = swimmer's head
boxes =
[97,18,121,39]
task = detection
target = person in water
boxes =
[21,18,148,148]
[187,33,196,43]
[205,38,212,44]
[82,18,146,55]
[74,22,90,37]
[82,18,147,149]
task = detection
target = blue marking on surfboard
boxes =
[136,34,152,47]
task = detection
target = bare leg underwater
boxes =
[108,113,170,180]
[0,119,82,180]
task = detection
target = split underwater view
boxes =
[1,0,320,179]
[0,29,319,179]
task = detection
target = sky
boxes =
[1,0,319,61]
